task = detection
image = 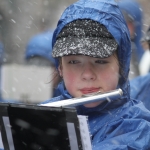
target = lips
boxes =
[80,88,100,94]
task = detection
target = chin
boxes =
[84,101,102,108]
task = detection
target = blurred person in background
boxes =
[118,0,144,79]
[130,26,150,110]
[25,30,61,98]
[139,26,150,75]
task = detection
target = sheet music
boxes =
[1,104,86,150]
[77,115,92,150]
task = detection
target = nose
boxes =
[81,63,96,81]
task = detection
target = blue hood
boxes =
[52,0,131,101]
[25,30,55,64]
[118,0,144,61]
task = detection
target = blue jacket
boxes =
[130,73,150,110]
[25,30,55,64]
[118,0,144,62]
[42,0,150,149]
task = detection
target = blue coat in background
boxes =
[25,30,55,64]
[118,0,144,62]
[130,73,150,110]
[41,0,150,149]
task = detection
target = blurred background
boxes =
[0,0,149,103]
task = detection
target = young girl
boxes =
[42,0,150,149]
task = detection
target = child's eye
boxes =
[95,60,108,64]
[69,60,80,64]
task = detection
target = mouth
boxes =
[80,88,100,94]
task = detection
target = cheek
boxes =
[60,65,75,82]
[101,67,119,89]
[64,72,76,83]
[62,70,78,92]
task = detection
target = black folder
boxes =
[0,103,84,150]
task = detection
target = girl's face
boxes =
[58,54,120,108]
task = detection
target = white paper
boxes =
[78,115,92,150]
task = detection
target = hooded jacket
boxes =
[130,73,150,110]
[25,30,55,64]
[118,0,144,62]
[41,0,150,149]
